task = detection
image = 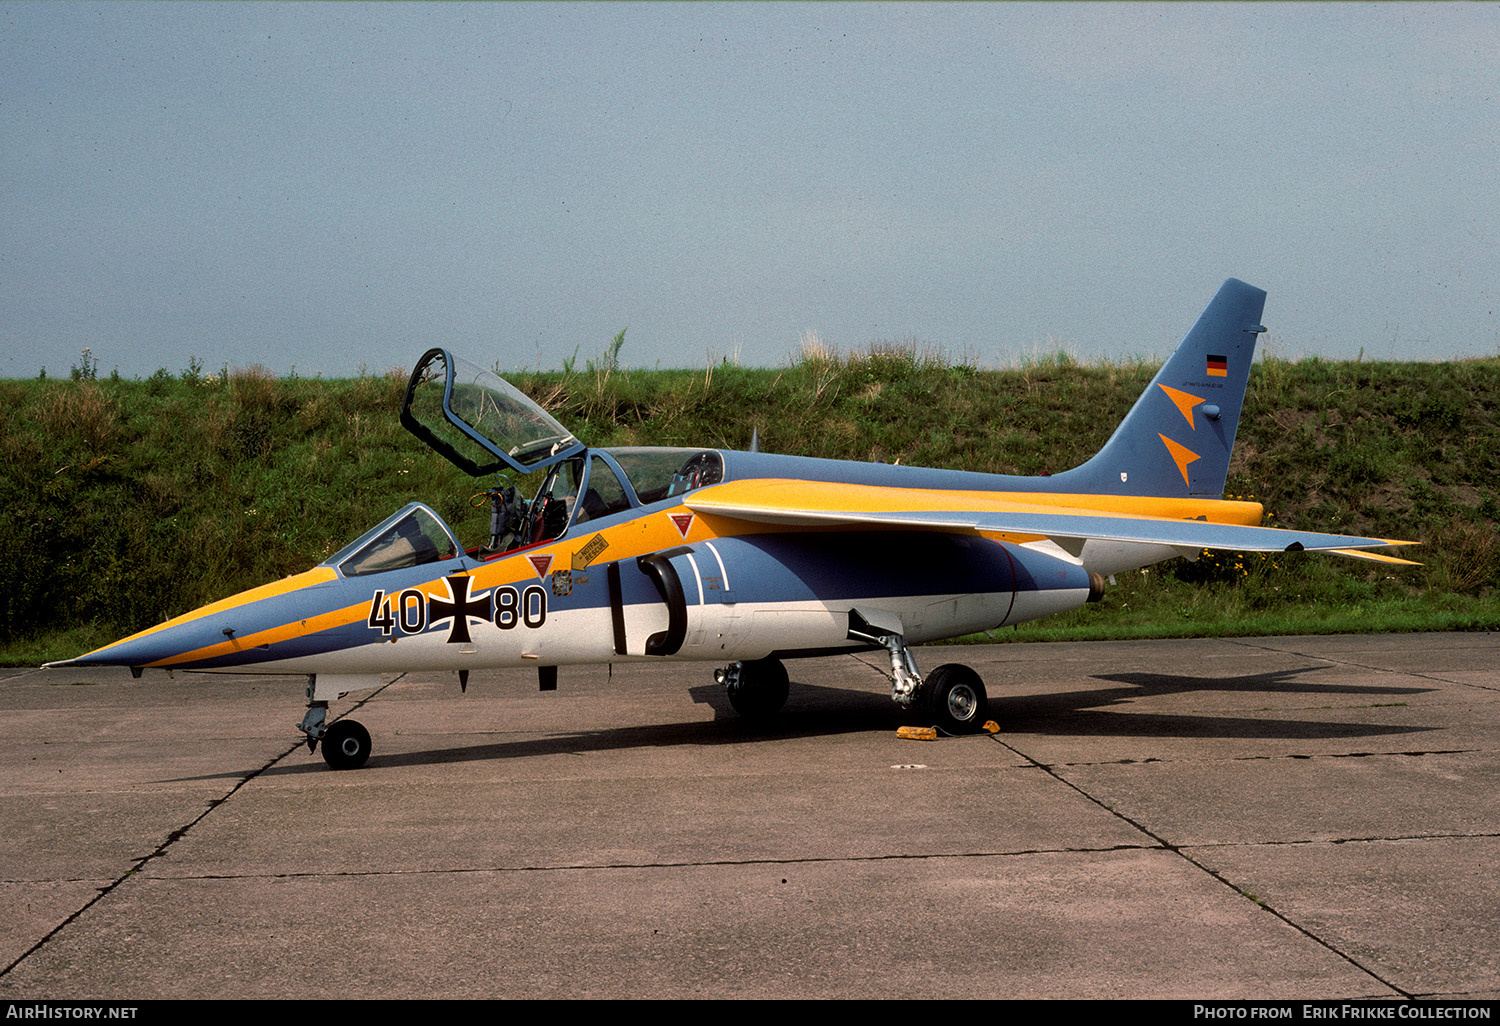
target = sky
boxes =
[3,2,1498,381]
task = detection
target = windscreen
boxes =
[607,448,724,504]
[332,504,461,578]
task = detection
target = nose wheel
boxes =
[321,719,372,770]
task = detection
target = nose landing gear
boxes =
[299,676,375,770]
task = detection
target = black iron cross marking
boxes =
[427,575,493,645]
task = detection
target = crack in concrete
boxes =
[0,679,398,982]
[992,732,1418,999]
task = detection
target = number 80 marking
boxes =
[494,585,547,630]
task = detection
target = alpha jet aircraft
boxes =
[48,279,1416,768]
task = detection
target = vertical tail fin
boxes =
[1049,278,1267,498]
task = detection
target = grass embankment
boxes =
[2,347,1497,666]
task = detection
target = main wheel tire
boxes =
[322,718,372,770]
[923,664,988,734]
[725,658,790,721]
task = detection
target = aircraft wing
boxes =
[685,479,1420,563]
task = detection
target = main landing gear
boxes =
[919,663,988,735]
[715,632,989,735]
[857,620,990,734]
[716,657,790,721]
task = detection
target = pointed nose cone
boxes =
[49,618,231,670]
[44,567,341,672]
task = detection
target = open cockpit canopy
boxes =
[394,348,730,554]
[400,348,585,477]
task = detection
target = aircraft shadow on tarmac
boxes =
[163,680,898,780]
[1002,664,1436,741]
[209,663,1435,779]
